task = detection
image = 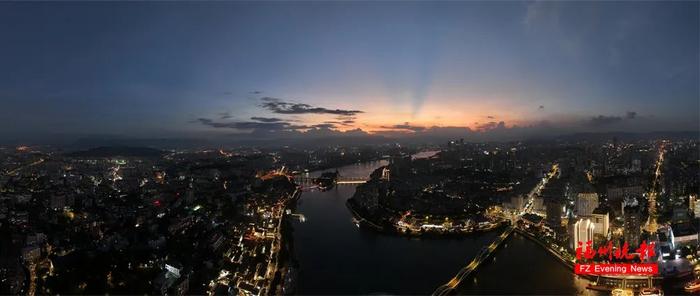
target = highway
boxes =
[5,158,45,176]
[645,143,665,233]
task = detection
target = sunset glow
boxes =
[0,1,697,142]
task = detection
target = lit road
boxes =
[645,143,665,233]
[261,187,300,295]
[5,158,44,176]
[521,163,558,216]
[27,263,37,296]
[213,184,299,296]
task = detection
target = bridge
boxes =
[293,176,369,186]
[289,213,307,222]
[433,227,515,296]
[432,163,559,296]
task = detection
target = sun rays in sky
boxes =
[0,1,697,139]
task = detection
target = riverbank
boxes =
[289,158,590,295]
[514,228,577,271]
[346,198,506,238]
[290,160,513,294]
[455,230,591,295]
[513,228,674,294]
[270,188,302,295]
[345,199,385,231]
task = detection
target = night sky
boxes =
[1,1,698,141]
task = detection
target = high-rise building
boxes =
[381,167,391,181]
[672,206,690,224]
[585,207,610,238]
[545,199,563,230]
[50,194,66,210]
[631,159,642,173]
[569,218,595,250]
[542,178,566,231]
[692,195,700,218]
[624,204,641,247]
[576,192,599,216]
[532,195,546,215]
[607,185,644,202]
[503,195,525,213]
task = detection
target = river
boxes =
[292,159,591,295]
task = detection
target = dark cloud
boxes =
[486,115,495,119]
[251,91,263,94]
[380,122,426,132]
[250,117,285,123]
[335,115,357,121]
[219,112,232,119]
[589,115,623,126]
[538,105,545,110]
[300,126,371,138]
[589,112,638,126]
[476,121,506,131]
[371,129,413,137]
[242,125,371,140]
[310,123,337,129]
[323,120,355,126]
[197,118,306,131]
[260,97,363,116]
[192,112,676,144]
[373,125,476,139]
[334,115,357,124]
[197,117,344,132]
[201,97,361,133]
[197,95,364,133]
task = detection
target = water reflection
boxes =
[293,160,587,295]
[459,233,594,295]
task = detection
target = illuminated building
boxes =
[575,192,599,216]
[624,203,641,247]
[588,208,610,238]
[693,195,700,218]
[381,167,390,181]
[503,195,525,213]
[569,218,595,250]
[545,198,563,230]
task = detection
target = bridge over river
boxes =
[433,164,559,296]
[432,227,515,296]
[293,175,369,186]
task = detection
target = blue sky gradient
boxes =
[1,1,697,140]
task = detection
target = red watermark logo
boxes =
[574,240,658,275]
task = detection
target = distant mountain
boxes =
[65,146,165,158]
[69,136,211,150]
[5,130,697,150]
[552,131,699,143]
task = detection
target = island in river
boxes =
[346,152,532,235]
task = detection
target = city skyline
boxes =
[1,1,698,143]
[1,2,699,295]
